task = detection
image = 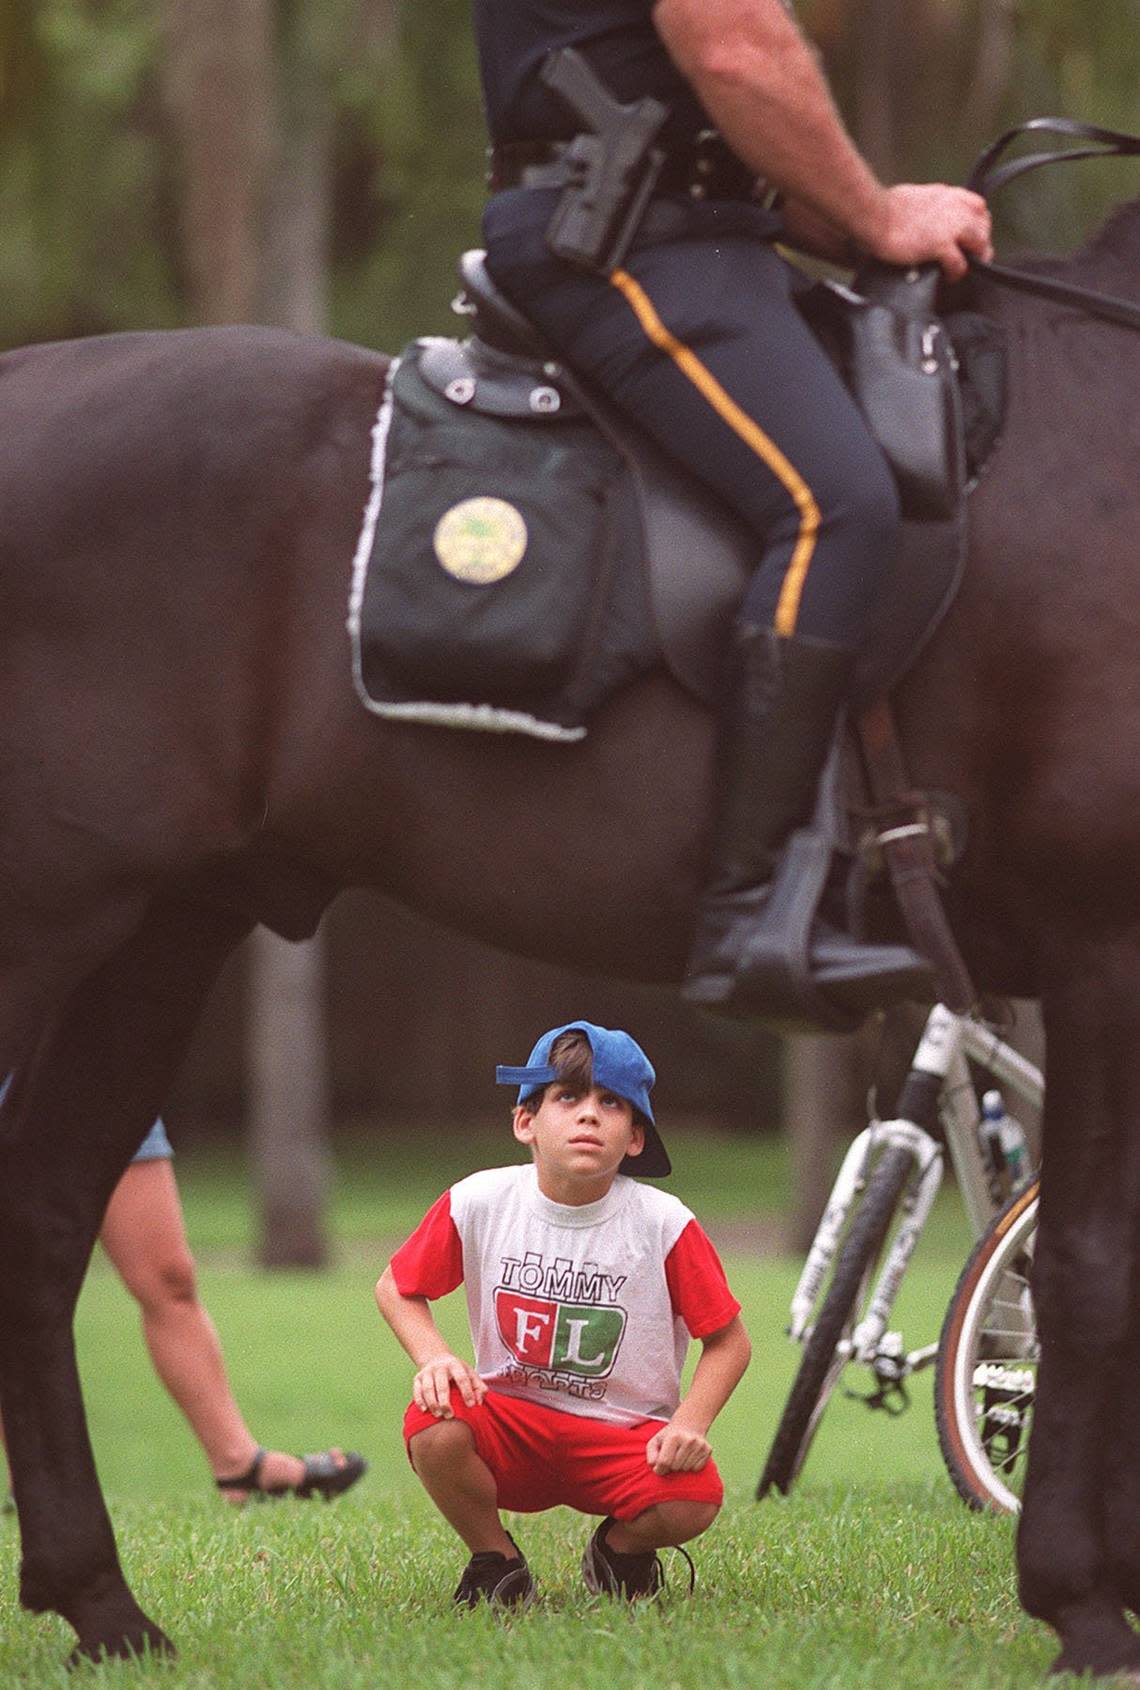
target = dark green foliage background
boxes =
[1,0,1136,352]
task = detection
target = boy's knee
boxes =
[409,1416,476,1477]
[635,1497,720,1545]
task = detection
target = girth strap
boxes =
[856,697,978,1015]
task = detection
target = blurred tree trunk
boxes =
[783,1033,866,1252]
[161,0,397,1265]
[852,0,897,178]
[242,5,343,1269]
[247,930,330,1267]
[957,0,1016,151]
[160,0,377,1266]
[244,0,397,1266]
[160,0,273,325]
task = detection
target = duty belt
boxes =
[489,132,757,202]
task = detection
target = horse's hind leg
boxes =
[1104,1070,1140,1622]
[1106,1277,1140,1625]
[1017,941,1140,1678]
[0,893,152,1075]
[0,895,253,1662]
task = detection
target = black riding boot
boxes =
[683,625,933,1024]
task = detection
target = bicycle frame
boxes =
[786,1005,1045,1385]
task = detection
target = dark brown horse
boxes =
[0,202,1137,1674]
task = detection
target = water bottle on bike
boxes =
[981,1089,1030,1198]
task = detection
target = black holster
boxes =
[537,47,669,274]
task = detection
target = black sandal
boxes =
[216,1447,367,1501]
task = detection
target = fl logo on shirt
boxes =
[495,1285,627,1378]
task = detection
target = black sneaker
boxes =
[581,1517,664,1601]
[453,1534,536,1609]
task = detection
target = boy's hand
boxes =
[412,1353,487,1418]
[645,1421,712,1474]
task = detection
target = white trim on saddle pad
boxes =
[345,363,587,745]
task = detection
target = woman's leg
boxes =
[98,1159,336,1497]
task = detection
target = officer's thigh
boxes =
[505,234,899,638]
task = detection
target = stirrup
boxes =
[685,737,933,1031]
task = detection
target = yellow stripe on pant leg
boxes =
[609,266,820,636]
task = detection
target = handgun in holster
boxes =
[539,47,669,274]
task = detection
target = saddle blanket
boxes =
[347,343,657,742]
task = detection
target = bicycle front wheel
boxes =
[758,1143,915,1499]
[935,1179,1039,1513]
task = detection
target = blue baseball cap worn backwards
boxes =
[495,1020,670,1178]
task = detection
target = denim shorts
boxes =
[131,1118,173,1162]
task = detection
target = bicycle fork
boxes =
[788,1119,943,1391]
[787,1005,1009,1401]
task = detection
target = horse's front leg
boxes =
[1105,1279,1140,1629]
[1018,942,1140,1678]
[1103,1036,1140,1624]
[0,897,253,1663]
[0,1075,174,1661]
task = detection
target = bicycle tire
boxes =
[757,1142,916,1499]
[935,1179,1039,1513]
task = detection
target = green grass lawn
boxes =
[0,1131,1070,1686]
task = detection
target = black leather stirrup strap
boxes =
[856,698,978,1017]
[965,116,1140,332]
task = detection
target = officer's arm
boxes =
[653,0,991,276]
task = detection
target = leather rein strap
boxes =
[966,117,1140,332]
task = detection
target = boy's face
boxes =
[513,1081,645,1204]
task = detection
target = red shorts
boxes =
[403,1387,723,1521]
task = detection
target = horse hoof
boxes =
[1050,1631,1140,1680]
[66,1616,176,1668]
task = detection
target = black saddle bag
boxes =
[800,265,966,523]
[352,340,655,739]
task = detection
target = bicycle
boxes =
[757,1003,1043,1514]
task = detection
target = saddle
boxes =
[349,248,1004,1023]
[417,251,1002,714]
[349,115,1139,1031]
[352,249,1008,729]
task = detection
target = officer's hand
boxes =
[412,1353,487,1418]
[868,184,993,281]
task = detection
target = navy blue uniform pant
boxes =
[483,192,899,650]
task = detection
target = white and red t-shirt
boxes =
[389,1164,740,1427]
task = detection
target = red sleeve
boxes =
[388,1192,463,1299]
[664,1219,741,1338]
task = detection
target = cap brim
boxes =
[619,1121,671,1179]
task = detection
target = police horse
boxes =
[0,158,1139,1673]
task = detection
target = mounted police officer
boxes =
[474,0,993,1020]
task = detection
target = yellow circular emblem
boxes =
[433,497,528,584]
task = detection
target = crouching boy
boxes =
[375,1021,750,1608]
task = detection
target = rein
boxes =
[966,117,1140,332]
